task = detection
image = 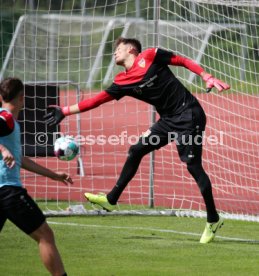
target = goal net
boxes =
[0,0,258,220]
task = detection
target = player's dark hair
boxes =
[115,37,142,53]
[0,77,24,102]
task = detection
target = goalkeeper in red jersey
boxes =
[44,37,230,243]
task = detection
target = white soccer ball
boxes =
[54,136,79,161]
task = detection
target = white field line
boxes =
[48,220,259,243]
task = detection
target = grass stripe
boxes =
[48,220,259,243]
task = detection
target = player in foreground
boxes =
[0,77,72,276]
[45,37,230,243]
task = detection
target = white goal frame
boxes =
[0,2,258,221]
[0,15,247,86]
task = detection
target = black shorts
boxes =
[145,103,206,163]
[0,186,46,235]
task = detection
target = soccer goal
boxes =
[0,0,258,221]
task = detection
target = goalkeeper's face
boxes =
[114,43,132,66]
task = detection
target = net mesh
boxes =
[0,0,258,220]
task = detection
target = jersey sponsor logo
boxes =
[138,58,146,68]
[132,74,158,95]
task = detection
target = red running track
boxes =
[22,92,259,215]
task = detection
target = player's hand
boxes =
[52,172,73,185]
[44,105,65,126]
[1,146,15,168]
[202,73,230,93]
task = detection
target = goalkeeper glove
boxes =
[202,73,230,93]
[44,105,66,126]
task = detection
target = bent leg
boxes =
[107,140,155,204]
[30,222,66,276]
[2,187,66,276]
[107,132,168,205]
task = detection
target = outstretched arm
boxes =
[170,55,230,93]
[44,90,114,126]
[21,156,73,185]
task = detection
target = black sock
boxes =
[107,142,154,204]
[187,162,219,223]
[107,154,142,204]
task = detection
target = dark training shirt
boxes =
[105,48,198,116]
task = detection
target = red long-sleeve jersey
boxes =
[78,48,204,115]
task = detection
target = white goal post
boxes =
[0,0,258,221]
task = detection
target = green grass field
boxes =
[1,215,259,276]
